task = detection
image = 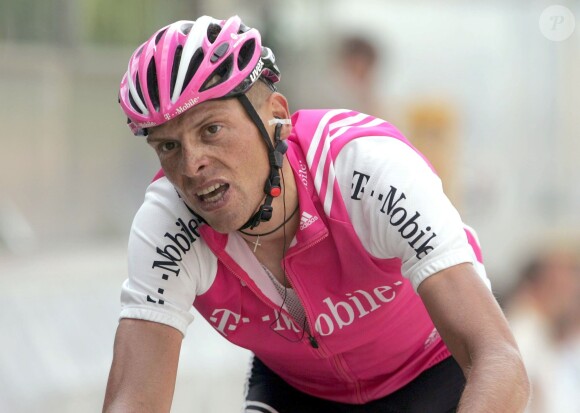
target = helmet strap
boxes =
[237,94,288,230]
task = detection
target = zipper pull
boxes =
[308,335,319,349]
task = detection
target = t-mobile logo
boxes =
[314,281,404,336]
[209,309,250,336]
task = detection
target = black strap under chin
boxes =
[237,94,276,152]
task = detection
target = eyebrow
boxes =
[146,107,230,143]
[146,135,167,144]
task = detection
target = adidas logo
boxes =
[300,211,318,230]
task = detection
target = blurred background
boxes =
[1,0,579,412]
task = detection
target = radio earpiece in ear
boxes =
[268,118,292,126]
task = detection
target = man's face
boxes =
[146,98,270,233]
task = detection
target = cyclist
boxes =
[103,15,529,413]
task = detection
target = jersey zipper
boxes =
[280,264,320,350]
[283,231,329,349]
[286,262,364,402]
[332,353,365,403]
[283,234,365,403]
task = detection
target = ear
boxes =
[268,92,292,139]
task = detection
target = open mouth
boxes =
[196,183,229,203]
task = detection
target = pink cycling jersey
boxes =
[120,109,488,404]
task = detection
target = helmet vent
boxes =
[170,45,183,98]
[237,39,256,71]
[180,22,193,35]
[182,48,204,93]
[238,23,250,34]
[147,60,160,111]
[154,28,168,45]
[207,23,222,44]
[129,93,143,115]
[201,55,233,91]
[130,73,144,114]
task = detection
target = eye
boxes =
[159,141,178,153]
[205,124,222,135]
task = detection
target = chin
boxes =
[204,215,245,234]
[209,224,233,234]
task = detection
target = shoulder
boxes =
[140,174,184,214]
[131,177,199,245]
[290,109,426,168]
[335,136,435,184]
[121,176,217,335]
[133,175,202,235]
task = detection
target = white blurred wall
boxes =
[0,241,251,412]
[1,1,579,411]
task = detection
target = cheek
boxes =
[156,156,182,187]
[241,149,269,183]
[230,138,268,173]
[157,153,177,173]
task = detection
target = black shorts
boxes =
[244,356,465,413]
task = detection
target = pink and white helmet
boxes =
[119,15,280,135]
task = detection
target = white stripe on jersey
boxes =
[308,113,387,216]
[313,113,368,191]
[311,113,370,215]
[328,112,368,131]
[306,109,350,166]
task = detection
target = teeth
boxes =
[197,184,223,196]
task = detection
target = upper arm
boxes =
[121,177,218,335]
[103,319,183,413]
[417,263,519,372]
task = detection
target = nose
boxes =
[178,141,210,178]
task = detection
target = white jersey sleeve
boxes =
[120,177,218,336]
[334,136,486,290]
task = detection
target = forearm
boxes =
[103,364,177,413]
[102,320,182,413]
[104,394,174,413]
[458,344,530,413]
[103,398,162,413]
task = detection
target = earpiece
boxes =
[268,118,292,126]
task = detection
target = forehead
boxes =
[149,98,242,137]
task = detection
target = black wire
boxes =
[268,167,309,342]
[238,204,299,237]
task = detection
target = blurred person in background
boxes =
[505,246,580,413]
[103,15,529,413]
[335,35,388,120]
[334,35,461,205]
